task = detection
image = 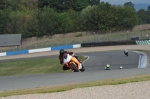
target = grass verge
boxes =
[0,56,87,76]
[1,74,150,97]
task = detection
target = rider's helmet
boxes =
[60,49,65,55]
[124,49,128,53]
[106,64,110,68]
[63,53,67,59]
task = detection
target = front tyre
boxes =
[71,63,79,72]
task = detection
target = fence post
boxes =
[140,25,142,39]
[5,42,6,52]
[107,33,109,42]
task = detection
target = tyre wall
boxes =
[81,40,136,47]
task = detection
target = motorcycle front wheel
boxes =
[71,63,79,72]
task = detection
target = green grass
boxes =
[0,56,87,76]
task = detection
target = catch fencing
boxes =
[0,24,150,53]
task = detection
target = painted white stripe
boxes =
[82,56,89,64]
[73,44,81,48]
[0,52,6,56]
[29,47,51,53]
[134,51,147,68]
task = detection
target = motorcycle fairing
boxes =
[63,54,72,64]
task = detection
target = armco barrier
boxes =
[0,44,81,57]
[81,40,136,47]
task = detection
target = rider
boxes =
[59,49,82,70]
[124,49,128,56]
[105,64,111,70]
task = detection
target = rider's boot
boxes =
[78,64,82,69]
[80,64,85,72]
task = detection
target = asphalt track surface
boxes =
[0,45,150,92]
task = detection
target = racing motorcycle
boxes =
[63,53,85,72]
[124,49,128,56]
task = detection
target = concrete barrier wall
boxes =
[0,44,81,57]
[29,48,51,53]
[0,52,6,57]
[51,45,73,51]
[6,50,29,56]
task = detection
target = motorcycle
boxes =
[63,54,85,72]
[124,49,128,56]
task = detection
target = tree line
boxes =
[0,0,149,38]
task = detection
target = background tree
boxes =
[38,0,49,8]
[38,0,91,12]
[147,6,150,11]
[137,9,146,24]
[37,7,60,36]
[121,6,138,29]
[0,0,10,10]
[0,0,141,38]
[88,0,100,5]
[145,10,150,24]
[124,2,135,10]
[79,5,95,30]
[73,0,90,11]
[0,9,11,34]
[80,2,138,32]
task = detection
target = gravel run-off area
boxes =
[1,81,150,99]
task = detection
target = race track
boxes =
[0,45,150,92]
[80,51,139,71]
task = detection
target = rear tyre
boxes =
[71,63,79,72]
